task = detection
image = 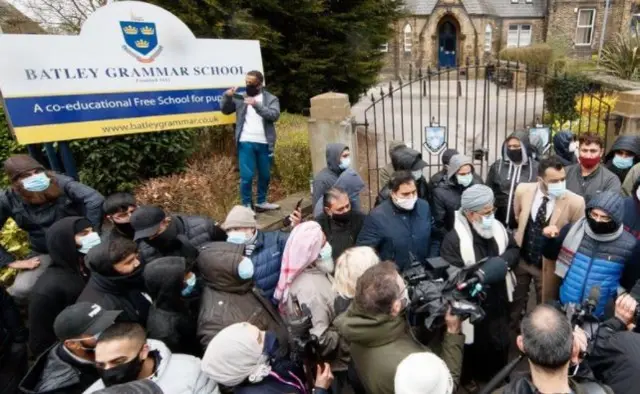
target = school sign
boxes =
[0,1,263,144]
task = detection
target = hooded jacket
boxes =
[486,132,538,229]
[313,167,365,217]
[623,176,640,240]
[375,147,430,206]
[144,257,200,357]
[28,217,92,357]
[312,143,348,206]
[317,210,366,261]
[83,339,219,394]
[0,174,104,267]
[553,131,578,166]
[196,242,283,350]
[250,230,288,302]
[492,374,612,394]
[334,305,464,394]
[605,135,640,183]
[622,162,640,196]
[0,285,27,375]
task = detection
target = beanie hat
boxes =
[461,184,494,213]
[222,206,257,231]
[442,149,459,166]
[4,154,45,181]
[394,352,454,394]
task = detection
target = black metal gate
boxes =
[355,60,612,208]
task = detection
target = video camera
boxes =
[402,254,508,330]
[281,295,320,390]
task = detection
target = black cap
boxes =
[130,205,166,241]
[54,302,121,341]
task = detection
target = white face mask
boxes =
[636,187,640,201]
[393,195,418,210]
[316,243,334,273]
[569,141,578,153]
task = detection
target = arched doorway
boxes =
[438,19,458,68]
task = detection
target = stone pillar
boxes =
[308,93,357,176]
[606,90,640,147]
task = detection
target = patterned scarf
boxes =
[244,230,259,256]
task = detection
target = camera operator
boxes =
[440,184,519,385]
[495,304,612,394]
[589,293,640,394]
[335,262,464,394]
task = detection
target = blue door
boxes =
[438,21,457,68]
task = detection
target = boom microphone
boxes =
[457,257,507,291]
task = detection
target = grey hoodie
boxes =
[313,168,365,217]
[312,143,349,206]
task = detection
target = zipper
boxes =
[578,244,599,304]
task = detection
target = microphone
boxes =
[585,285,600,316]
[456,257,507,291]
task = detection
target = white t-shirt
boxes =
[240,93,267,144]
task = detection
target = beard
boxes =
[13,172,62,205]
[471,220,494,239]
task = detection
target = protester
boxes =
[223,70,281,211]
[427,148,458,200]
[312,143,351,206]
[221,205,288,301]
[357,171,437,270]
[197,242,283,349]
[510,157,585,332]
[623,176,640,239]
[274,221,343,367]
[78,239,151,324]
[202,322,333,393]
[375,146,429,206]
[378,140,406,188]
[143,257,200,357]
[543,191,638,317]
[101,192,137,242]
[0,154,104,303]
[83,322,217,393]
[623,162,640,196]
[528,127,551,160]
[131,205,226,265]
[432,154,483,242]
[604,135,640,183]
[552,131,578,166]
[29,217,98,357]
[495,304,610,393]
[565,134,621,204]
[394,352,454,394]
[314,167,365,217]
[440,185,519,384]
[20,303,120,394]
[93,380,164,394]
[333,246,380,316]
[486,132,538,229]
[0,286,27,394]
[316,187,366,261]
[334,262,464,394]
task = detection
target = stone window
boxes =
[380,42,389,52]
[511,0,518,3]
[525,0,532,3]
[484,25,493,52]
[403,24,412,53]
[575,9,596,46]
[507,24,532,47]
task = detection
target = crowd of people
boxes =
[3,70,640,393]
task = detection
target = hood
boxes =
[143,257,186,309]
[501,131,531,165]
[447,154,474,179]
[388,140,406,156]
[334,168,365,198]
[334,304,407,347]
[633,176,640,197]
[391,147,427,172]
[86,242,145,291]
[147,339,172,381]
[553,131,575,161]
[197,242,252,293]
[587,191,625,227]
[19,344,80,393]
[326,143,348,173]
[442,149,458,165]
[606,135,640,161]
[45,216,88,272]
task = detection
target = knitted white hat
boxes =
[394,352,454,394]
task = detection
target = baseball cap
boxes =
[130,205,166,241]
[54,302,121,341]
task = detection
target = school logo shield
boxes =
[120,21,163,63]
[424,126,447,153]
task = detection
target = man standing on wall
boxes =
[223,70,281,211]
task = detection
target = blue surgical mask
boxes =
[412,170,423,180]
[21,172,50,192]
[481,214,494,230]
[227,231,248,244]
[319,243,333,261]
[181,273,197,297]
[613,154,634,170]
[547,180,567,198]
[456,173,473,187]
[78,232,101,254]
[339,157,351,170]
[238,257,254,280]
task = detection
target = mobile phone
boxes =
[295,198,303,211]
[233,93,244,100]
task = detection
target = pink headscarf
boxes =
[273,221,324,308]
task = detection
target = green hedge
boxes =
[499,43,553,71]
[543,74,591,126]
[0,111,26,188]
[273,113,311,193]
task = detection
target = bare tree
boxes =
[16,0,110,34]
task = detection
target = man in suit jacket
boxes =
[510,157,585,336]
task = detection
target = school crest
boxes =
[120,20,163,63]
[424,126,447,153]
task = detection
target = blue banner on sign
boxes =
[5,88,232,127]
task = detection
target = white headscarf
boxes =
[201,323,271,387]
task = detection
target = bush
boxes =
[499,44,553,71]
[0,111,27,188]
[0,219,30,286]
[543,74,591,126]
[600,33,640,80]
[549,93,617,137]
[273,114,311,193]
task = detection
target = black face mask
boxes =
[114,222,136,239]
[97,353,144,387]
[506,148,523,163]
[146,219,179,248]
[246,84,261,97]
[587,215,618,235]
[331,211,352,223]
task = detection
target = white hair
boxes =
[332,246,380,298]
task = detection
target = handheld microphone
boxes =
[585,285,600,315]
[457,257,508,291]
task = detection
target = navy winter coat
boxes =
[251,230,289,301]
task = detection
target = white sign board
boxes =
[0,1,263,144]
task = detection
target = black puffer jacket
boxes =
[144,256,200,357]
[494,374,612,394]
[137,214,226,265]
[432,175,483,241]
[605,135,640,183]
[0,174,104,267]
[28,217,91,357]
[376,147,429,206]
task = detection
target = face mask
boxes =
[238,257,255,279]
[78,232,101,254]
[246,84,261,97]
[181,273,197,297]
[613,154,634,170]
[339,157,351,170]
[587,215,618,235]
[456,173,473,187]
[316,243,334,273]
[506,148,523,163]
[331,211,351,223]
[114,222,135,238]
[227,231,248,245]
[481,213,494,230]
[579,155,601,169]
[546,180,567,199]
[393,195,418,211]
[97,353,144,387]
[21,172,50,192]
[569,141,578,153]
[636,187,640,202]
[319,243,333,261]
[411,170,423,180]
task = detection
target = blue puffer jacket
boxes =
[559,192,637,317]
[251,230,289,301]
